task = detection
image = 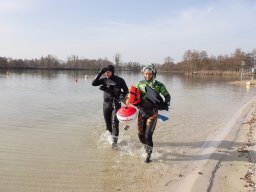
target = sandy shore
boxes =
[210,101,256,192]
[161,97,256,192]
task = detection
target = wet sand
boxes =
[1,99,256,192]
[161,96,256,192]
[210,101,256,192]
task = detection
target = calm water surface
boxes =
[0,70,256,191]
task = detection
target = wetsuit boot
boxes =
[145,154,151,163]
[145,145,152,163]
[112,137,118,150]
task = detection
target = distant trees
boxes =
[160,56,175,71]
[0,57,8,68]
[0,55,112,70]
[0,48,255,75]
[170,48,255,74]
[179,49,209,72]
[122,61,141,71]
[39,55,60,69]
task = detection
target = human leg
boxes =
[103,102,113,133]
[111,100,121,149]
[144,114,157,163]
[111,111,119,149]
[137,112,146,144]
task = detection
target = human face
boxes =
[144,70,153,81]
[104,71,112,78]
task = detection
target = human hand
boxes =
[119,93,124,100]
[99,85,107,91]
[125,98,130,106]
[165,101,170,107]
[158,102,169,111]
[99,68,107,75]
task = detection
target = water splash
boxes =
[97,130,164,162]
[97,131,113,149]
[118,140,163,162]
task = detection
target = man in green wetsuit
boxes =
[135,64,170,163]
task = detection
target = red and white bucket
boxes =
[117,106,138,122]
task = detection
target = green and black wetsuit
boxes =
[136,79,170,156]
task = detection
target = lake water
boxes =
[0,70,256,192]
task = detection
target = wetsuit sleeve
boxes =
[136,81,146,99]
[91,72,104,86]
[155,82,171,110]
[164,94,171,106]
[121,78,129,96]
[159,83,169,97]
[158,82,171,106]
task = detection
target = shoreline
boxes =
[229,80,256,86]
[160,96,256,192]
[210,100,256,192]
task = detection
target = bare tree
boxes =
[0,57,8,68]
[160,56,174,71]
[251,48,256,66]
[114,53,121,71]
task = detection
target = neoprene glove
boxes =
[158,102,169,111]
[99,68,107,75]
[99,85,108,91]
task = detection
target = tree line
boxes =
[175,48,256,75]
[1,48,256,74]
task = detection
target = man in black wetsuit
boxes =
[92,65,128,149]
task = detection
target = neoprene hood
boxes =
[106,65,115,74]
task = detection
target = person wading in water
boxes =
[92,65,128,149]
[126,64,170,163]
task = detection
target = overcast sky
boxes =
[0,0,255,64]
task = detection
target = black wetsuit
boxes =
[92,73,128,142]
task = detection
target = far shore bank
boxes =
[1,68,256,76]
[229,80,256,86]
